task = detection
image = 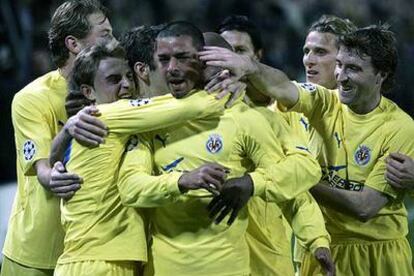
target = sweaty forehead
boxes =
[305,31,337,49]
[97,57,129,76]
[221,30,253,48]
[337,47,372,65]
[156,36,197,54]
[88,12,112,31]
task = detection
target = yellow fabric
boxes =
[246,106,328,276]
[301,238,413,276]
[0,256,53,276]
[287,82,414,273]
[60,91,224,264]
[3,70,66,269]
[118,100,320,275]
[290,82,413,241]
[54,260,139,276]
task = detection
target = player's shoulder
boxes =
[381,97,414,134]
[13,70,64,104]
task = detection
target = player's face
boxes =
[148,56,170,97]
[303,31,338,89]
[335,47,383,113]
[78,12,116,50]
[156,35,203,98]
[220,30,258,60]
[93,57,136,104]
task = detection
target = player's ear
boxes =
[134,62,150,84]
[65,35,82,55]
[255,49,263,61]
[80,84,96,101]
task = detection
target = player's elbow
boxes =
[355,206,380,222]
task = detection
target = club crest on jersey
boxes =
[129,98,151,107]
[206,134,223,154]
[299,82,316,93]
[354,145,371,166]
[23,140,36,161]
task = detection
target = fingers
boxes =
[73,127,104,147]
[386,157,404,171]
[214,205,233,224]
[53,161,66,173]
[207,196,225,218]
[225,82,246,108]
[388,152,409,162]
[55,191,76,200]
[227,202,241,225]
[385,170,404,188]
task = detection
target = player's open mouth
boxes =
[306,70,318,76]
[118,93,132,99]
[169,79,186,90]
[340,85,353,94]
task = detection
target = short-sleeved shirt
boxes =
[288,81,414,241]
[4,70,67,269]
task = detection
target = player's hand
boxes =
[207,175,253,225]
[385,152,414,190]
[64,106,108,148]
[199,46,258,79]
[178,163,229,194]
[49,161,82,200]
[204,70,246,108]
[314,247,335,276]
[65,92,92,118]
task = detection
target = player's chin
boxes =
[171,88,190,99]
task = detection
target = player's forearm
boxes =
[49,128,72,166]
[280,192,330,252]
[118,171,183,208]
[247,62,299,108]
[254,154,321,203]
[34,159,52,190]
[310,182,387,222]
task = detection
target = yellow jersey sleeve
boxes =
[280,192,330,254]
[286,82,338,124]
[97,91,225,134]
[365,122,414,199]
[12,92,54,175]
[117,133,183,208]
[232,106,321,202]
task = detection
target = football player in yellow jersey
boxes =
[113,21,321,276]
[214,15,334,275]
[201,25,414,275]
[50,39,234,276]
[1,1,116,275]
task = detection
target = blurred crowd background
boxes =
[1,0,414,183]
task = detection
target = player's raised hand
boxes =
[64,106,108,148]
[314,247,336,276]
[207,175,253,225]
[199,46,258,79]
[49,161,83,200]
[178,163,229,195]
[385,152,414,190]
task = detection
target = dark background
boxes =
[1,0,413,183]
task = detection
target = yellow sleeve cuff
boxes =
[165,172,184,197]
[309,237,331,255]
[249,172,266,198]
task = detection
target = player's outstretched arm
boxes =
[199,46,299,108]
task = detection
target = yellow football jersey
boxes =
[248,106,329,276]
[4,70,66,269]
[117,100,322,275]
[59,91,226,264]
[289,81,414,241]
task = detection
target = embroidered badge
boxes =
[299,82,316,93]
[23,140,36,161]
[129,98,151,107]
[354,145,371,166]
[206,134,223,154]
